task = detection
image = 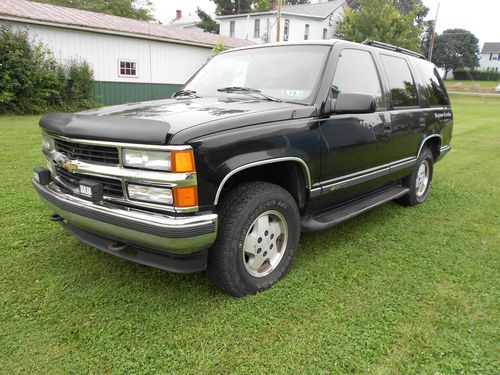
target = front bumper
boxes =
[33,180,218,272]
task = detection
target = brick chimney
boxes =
[175,10,182,21]
[270,0,277,10]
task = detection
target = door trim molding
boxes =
[318,156,416,194]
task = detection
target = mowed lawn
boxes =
[1,94,499,374]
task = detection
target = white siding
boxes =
[479,53,500,72]
[1,21,212,84]
[218,5,345,43]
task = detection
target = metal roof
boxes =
[481,42,500,54]
[216,0,345,20]
[0,0,251,48]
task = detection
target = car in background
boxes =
[495,83,500,93]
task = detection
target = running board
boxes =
[301,185,409,232]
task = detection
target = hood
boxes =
[40,97,316,145]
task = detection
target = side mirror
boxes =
[332,92,376,114]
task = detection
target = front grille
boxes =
[55,139,119,165]
[55,166,124,198]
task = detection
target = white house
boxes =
[217,0,347,44]
[170,10,203,32]
[479,43,500,72]
[0,0,250,106]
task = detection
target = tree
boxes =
[431,29,479,77]
[196,7,220,33]
[336,0,423,51]
[213,0,253,15]
[33,0,155,21]
[212,0,310,15]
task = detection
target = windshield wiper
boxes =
[172,89,201,99]
[217,87,282,102]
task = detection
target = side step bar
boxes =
[301,185,409,232]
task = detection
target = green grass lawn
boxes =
[1,95,499,374]
[445,80,499,88]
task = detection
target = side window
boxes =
[331,49,384,108]
[380,55,418,107]
[417,61,450,106]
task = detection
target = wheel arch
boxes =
[214,157,312,210]
[417,134,442,161]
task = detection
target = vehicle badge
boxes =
[63,160,78,173]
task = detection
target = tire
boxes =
[207,182,300,297]
[398,146,434,206]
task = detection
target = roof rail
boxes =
[362,39,427,60]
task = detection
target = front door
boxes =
[319,48,393,206]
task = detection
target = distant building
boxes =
[170,10,203,32]
[479,43,500,72]
[0,0,250,106]
[216,0,347,44]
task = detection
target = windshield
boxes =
[183,45,330,104]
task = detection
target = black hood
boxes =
[40,97,316,145]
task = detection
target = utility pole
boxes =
[428,3,440,62]
[276,0,281,42]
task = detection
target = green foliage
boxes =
[0,26,98,114]
[253,0,271,12]
[196,7,220,34]
[453,68,500,81]
[431,29,480,77]
[33,0,154,21]
[212,0,310,15]
[65,60,98,110]
[207,41,226,62]
[336,0,423,51]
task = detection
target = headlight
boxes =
[42,134,53,151]
[127,184,173,205]
[122,149,171,171]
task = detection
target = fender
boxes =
[213,157,312,205]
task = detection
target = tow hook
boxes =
[50,213,64,222]
[108,242,128,252]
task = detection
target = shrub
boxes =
[64,60,98,111]
[0,26,99,114]
[453,68,500,81]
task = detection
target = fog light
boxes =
[127,184,173,205]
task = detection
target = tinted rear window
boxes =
[416,61,450,106]
[381,55,418,108]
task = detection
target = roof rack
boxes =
[362,39,427,60]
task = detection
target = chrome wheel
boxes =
[415,159,430,197]
[242,210,288,278]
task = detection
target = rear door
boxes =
[379,54,423,160]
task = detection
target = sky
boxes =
[152,0,499,47]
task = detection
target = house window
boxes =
[119,60,137,77]
[323,28,328,40]
[283,19,290,41]
[304,24,310,40]
[230,20,235,37]
[490,53,494,61]
[254,18,260,38]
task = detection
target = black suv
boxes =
[33,40,453,296]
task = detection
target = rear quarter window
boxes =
[380,54,418,108]
[416,61,450,106]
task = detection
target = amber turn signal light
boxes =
[171,150,195,173]
[173,186,198,207]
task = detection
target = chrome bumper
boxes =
[33,180,218,256]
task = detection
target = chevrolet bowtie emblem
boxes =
[63,160,78,173]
